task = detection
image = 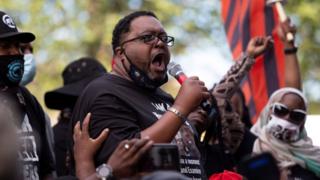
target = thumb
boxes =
[94,128,109,146]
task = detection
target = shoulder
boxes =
[19,86,43,109]
[85,73,132,92]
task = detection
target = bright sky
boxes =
[305,115,320,146]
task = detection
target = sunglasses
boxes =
[272,102,306,124]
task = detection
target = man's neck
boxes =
[111,59,132,82]
[110,69,132,82]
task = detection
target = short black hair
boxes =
[111,11,157,53]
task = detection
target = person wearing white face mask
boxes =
[251,88,320,180]
[20,43,36,86]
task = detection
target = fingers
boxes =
[187,77,208,92]
[114,139,130,152]
[130,139,153,163]
[280,18,296,39]
[256,36,273,47]
[114,138,153,160]
[202,91,211,100]
[254,36,264,46]
[122,138,150,159]
[189,76,199,80]
[82,113,91,137]
[73,121,81,141]
[94,128,109,147]
[266,36,273,43]
[198,80,205,86]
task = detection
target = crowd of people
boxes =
[0,9,319,180]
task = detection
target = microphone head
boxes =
[167,62,183,77]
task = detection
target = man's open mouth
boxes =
[151,53,167,72]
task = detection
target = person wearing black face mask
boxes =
[70,11,210,179]
[0,11,55,180]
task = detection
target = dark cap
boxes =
[0,11,35,43]
[45,57,107,110]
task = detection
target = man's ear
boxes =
[115,47,125,60]
[115,46,124,55]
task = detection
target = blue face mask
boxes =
[20,54,36,86]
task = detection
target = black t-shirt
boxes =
[0,87,55,180]
[71,74,204,179]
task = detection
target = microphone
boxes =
[168,62,187,84]
[167,62,212,113]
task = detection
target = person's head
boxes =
[111,11,174,90]
[268,88,307,126]
[0,11,35,87]
[260,88,307,142]
[45,57,107,115]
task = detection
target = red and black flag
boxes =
[221,0,286,123]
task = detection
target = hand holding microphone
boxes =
[168,62,211,115]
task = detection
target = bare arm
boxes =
[141,76,210,142]
[74,113,108,180]
[277,19,302,90]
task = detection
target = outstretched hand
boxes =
[73,113,109,162]
[246,36,273,58]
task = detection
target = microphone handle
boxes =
[174,73,187,85]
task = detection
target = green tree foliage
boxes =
[0,0,219,121]
[1,0,319,119]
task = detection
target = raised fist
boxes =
[277,18,296,44]
[246,36,273,58]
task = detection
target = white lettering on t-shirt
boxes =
[151,102,167,112]
[23,164,39,180]
[17,114,40,180]
[152,112,162,119]
[151,102,168,119]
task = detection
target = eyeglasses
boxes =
[272,102,306,124]
[121,34,175,47]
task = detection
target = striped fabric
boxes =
[221,0,286,123]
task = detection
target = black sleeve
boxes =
[88,94,142,165]
[32,96,56,177]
